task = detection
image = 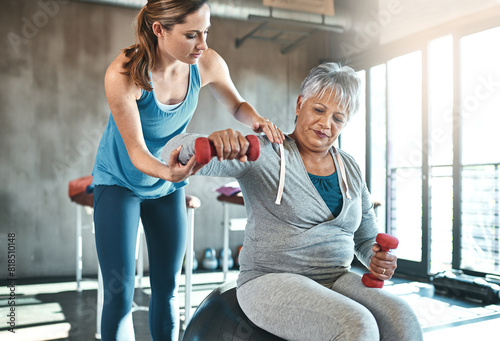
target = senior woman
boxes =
[162,62,423,340]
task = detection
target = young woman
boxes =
[163,62,423,340]
[92,1,283,340]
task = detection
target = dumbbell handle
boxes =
[194,135,260,165]
[362,233,399,288]
[376,233,399,251]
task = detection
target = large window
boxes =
[460,26,500,274]
[387,51,423,263]
[357,23,500,277]
[428,35,454,274]
[340,70,366,179]
[369,64,387,229]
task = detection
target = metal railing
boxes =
[388,163,500,275]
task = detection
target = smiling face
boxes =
[293,91,348,153]
[153,3,211,64]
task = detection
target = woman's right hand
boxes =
[207,129,251,162]
[164,146,205,183]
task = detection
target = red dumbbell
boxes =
[194,135,260,165]
[362,233,399,288]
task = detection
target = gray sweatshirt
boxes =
[162,134,378,288]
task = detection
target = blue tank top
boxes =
[308,171,343,217]
[92,64,201,199]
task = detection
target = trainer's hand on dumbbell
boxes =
[207,129,251,162]
[368,244,398,281]
[164,146,205,183]
[252,117,284,144]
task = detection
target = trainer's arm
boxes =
[162,134,200,165]
[105,53,201,182]
[199,49,284,144]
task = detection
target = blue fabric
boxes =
[92,64,201,199]
[94,185,187,341]
[92,64,200,340]
[308,171,343,217]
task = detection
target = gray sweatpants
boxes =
[237,272,423,341]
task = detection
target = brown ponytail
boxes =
[122,0,209,92]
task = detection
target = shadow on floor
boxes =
[1,270,499,340]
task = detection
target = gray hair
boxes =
[299,62,362,119]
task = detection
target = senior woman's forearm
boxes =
[161,133,202,165]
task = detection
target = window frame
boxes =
[347,10,500,279]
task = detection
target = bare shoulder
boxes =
[106,51,131,76]
[105,51,142,100]
[198,48,229,86]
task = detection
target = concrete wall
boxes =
[0,0,329,279]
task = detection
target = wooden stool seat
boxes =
[217,192,244,206]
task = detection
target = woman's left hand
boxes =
[252,117,285,144]
[368,243,398,280]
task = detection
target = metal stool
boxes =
[217,193,246,282]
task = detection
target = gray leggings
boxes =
[237,272,423,341]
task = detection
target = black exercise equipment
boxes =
[431,270,500,304]
[182,280,285,341]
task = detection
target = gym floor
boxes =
[1,268,498,340]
